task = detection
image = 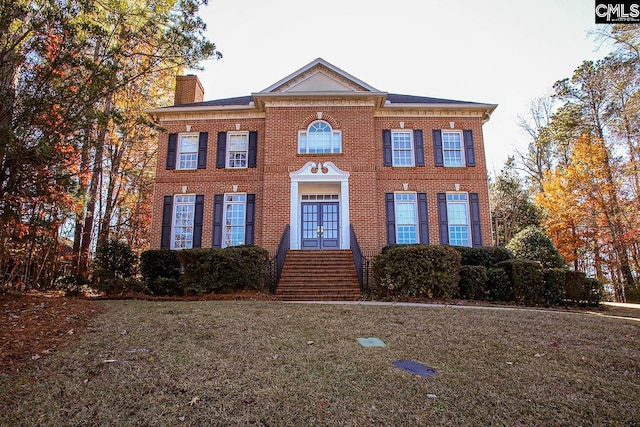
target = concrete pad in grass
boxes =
[356,337,386,347]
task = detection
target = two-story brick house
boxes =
[148,58,496,298]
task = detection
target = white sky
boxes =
[191,0,607,173]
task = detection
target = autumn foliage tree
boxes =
[0,0,220,289]
[530,25,640,301]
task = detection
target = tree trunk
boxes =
[78,95,112,276]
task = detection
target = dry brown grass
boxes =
[1,300,638,426]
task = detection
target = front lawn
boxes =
[1,300,638,426]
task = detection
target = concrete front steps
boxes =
[276,250,362,301]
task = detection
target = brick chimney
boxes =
[174,75,204,105]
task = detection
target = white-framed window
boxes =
[395,192,418,244]
[223,193,246,248]
[177,134,199,170]
[227,132,248,168]
[442,131,464,167]
[298,121,342,154]
[172,194,196,249]
[447,193,470,246]
[392,130,414,167]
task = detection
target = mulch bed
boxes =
[0,291,104,372]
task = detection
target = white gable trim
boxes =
[261,58,380,94]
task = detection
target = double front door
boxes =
[301,202,339,249]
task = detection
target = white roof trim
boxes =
[261,58,380,93]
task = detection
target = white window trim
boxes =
[176,133,199,171]
[442,130,465,168]
[171,194,196,250]
[391,130,415,167]
[222,192,247,248]
[394,191,418,244]
[298,120,342,154]
[446,192,471,247]
[226,131,249,169]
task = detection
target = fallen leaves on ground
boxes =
[0,291,104,371]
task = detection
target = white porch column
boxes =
[340,179,350,249]
[290,179,300,249]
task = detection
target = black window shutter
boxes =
[212,194,223,248]
[464,130,476,166]
[417,192,429,244]
[245,194,255,245]
[197,133,208,169]
[248,131,258,168]
[166,134,177,170]
[433,130,444,167]
[437,193,449,244]
[161,196,173,249]
[414,130,425,166]
[216,132,227,169]
[385,192,396,245]
[469,193,482,247]
[193,195,204,248]
[382,130,392,166]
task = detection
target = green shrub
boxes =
[458,265,488,300]
[379,244,420,254]
[230,245,269,290]
[140,250,180,295]
[564,271,602,306]
[543,268,566,305]
[177,246,269,294]
[452,246,514,267]
[55,274,89,296]
[497,259,544,305]
[485,267,512,301]
[506,226,565,268]
[93,240,138,294]
[373,245,461,298]
[584,278,603,306]
[564,270,587,302]
[177,248,240,293]
[153,277,182,296]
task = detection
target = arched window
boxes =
[298,121,342,154]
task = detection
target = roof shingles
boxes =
[162,93,483,109]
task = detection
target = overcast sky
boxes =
[190,0,608,173]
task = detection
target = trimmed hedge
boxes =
[543,268,566,305]
[486,267,511,301]
[177,246,268,294]
[140,250,181,295]
[497,259,544,305]
[564,270,602,306]
[452,246,514,268]
[373,245,461,298]
[140,246,269,296]
[458,265,488,300]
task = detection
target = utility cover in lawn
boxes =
[392,360,437,378]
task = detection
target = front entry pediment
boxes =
[290,161,350,181]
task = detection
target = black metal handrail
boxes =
[268,225,290,292]
[350,224,371,292]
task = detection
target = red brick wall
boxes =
[174,75,204,105]
[151,106,492,254]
